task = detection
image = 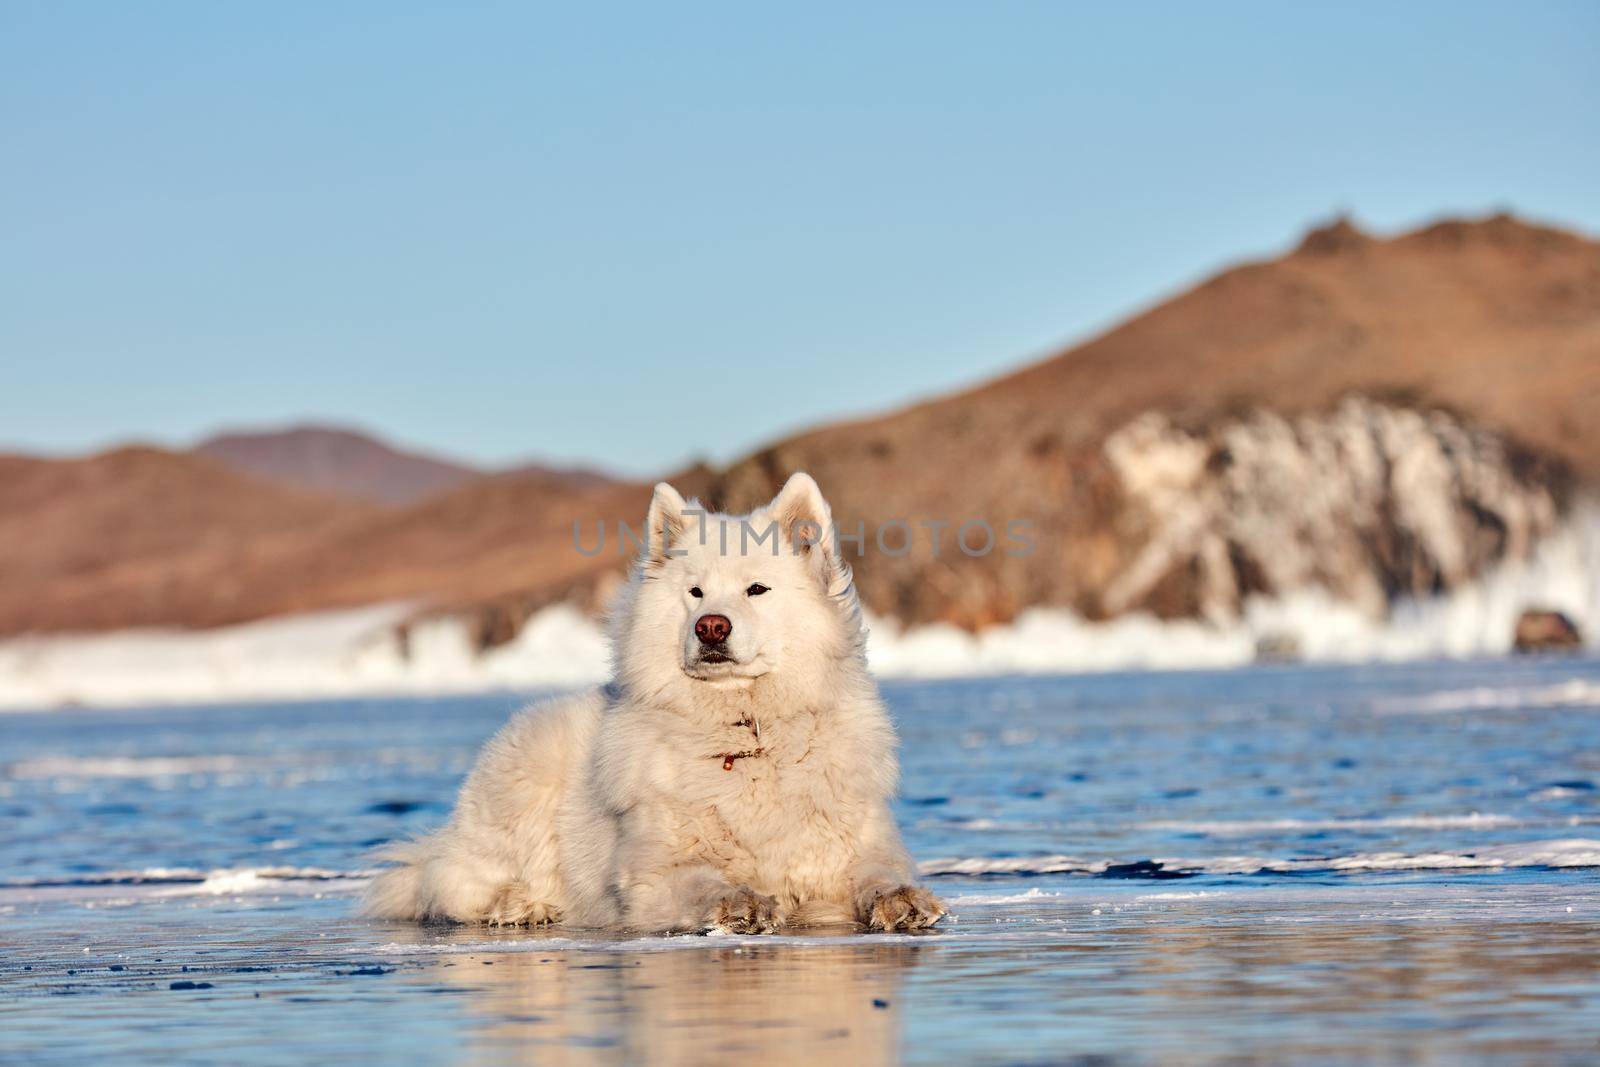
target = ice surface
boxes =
[918,839,1600,878]
[1136,813,1529,834]
[0,866,374,906]
[5,662,1600,1063]
[941,887,1066,906]
[1372,678,1600,714]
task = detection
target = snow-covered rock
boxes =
[1102,398,1566,623]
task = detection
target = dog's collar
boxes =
[717,714,763,770]
[717,748,766,771]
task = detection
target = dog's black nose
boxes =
[694,614,732,645]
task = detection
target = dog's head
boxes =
[613,472,864,705]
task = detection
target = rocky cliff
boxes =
[1098,398,1567,623]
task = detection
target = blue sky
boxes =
[3,2,1596,476]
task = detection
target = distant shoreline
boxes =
[2,512,1593,711]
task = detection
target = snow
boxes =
[0,602,608,710]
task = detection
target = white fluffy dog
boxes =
[365,473,945,934]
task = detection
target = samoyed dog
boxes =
[364,473,945,934]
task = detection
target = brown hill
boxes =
[716,212,1599,495]
[195,425,485,505]
[251,470,653,647]
[0,213,1594,638]
[0,448,374,633]
[0,444,649,637]
[702,212,1598,627]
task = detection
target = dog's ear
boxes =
[769,472,851,595]
[644,482,689,567]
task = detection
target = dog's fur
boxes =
[364,473,944,933]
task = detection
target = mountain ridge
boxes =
[194,423,618,506]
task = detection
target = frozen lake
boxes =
[4,659,1599,1063]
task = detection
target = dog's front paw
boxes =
[483,881,559,926]
[710,887,780,934]
[862,885,945,931]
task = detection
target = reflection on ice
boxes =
[381,930,925,1067]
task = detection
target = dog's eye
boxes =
[746,583,769,597]
[689,587,703,598]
